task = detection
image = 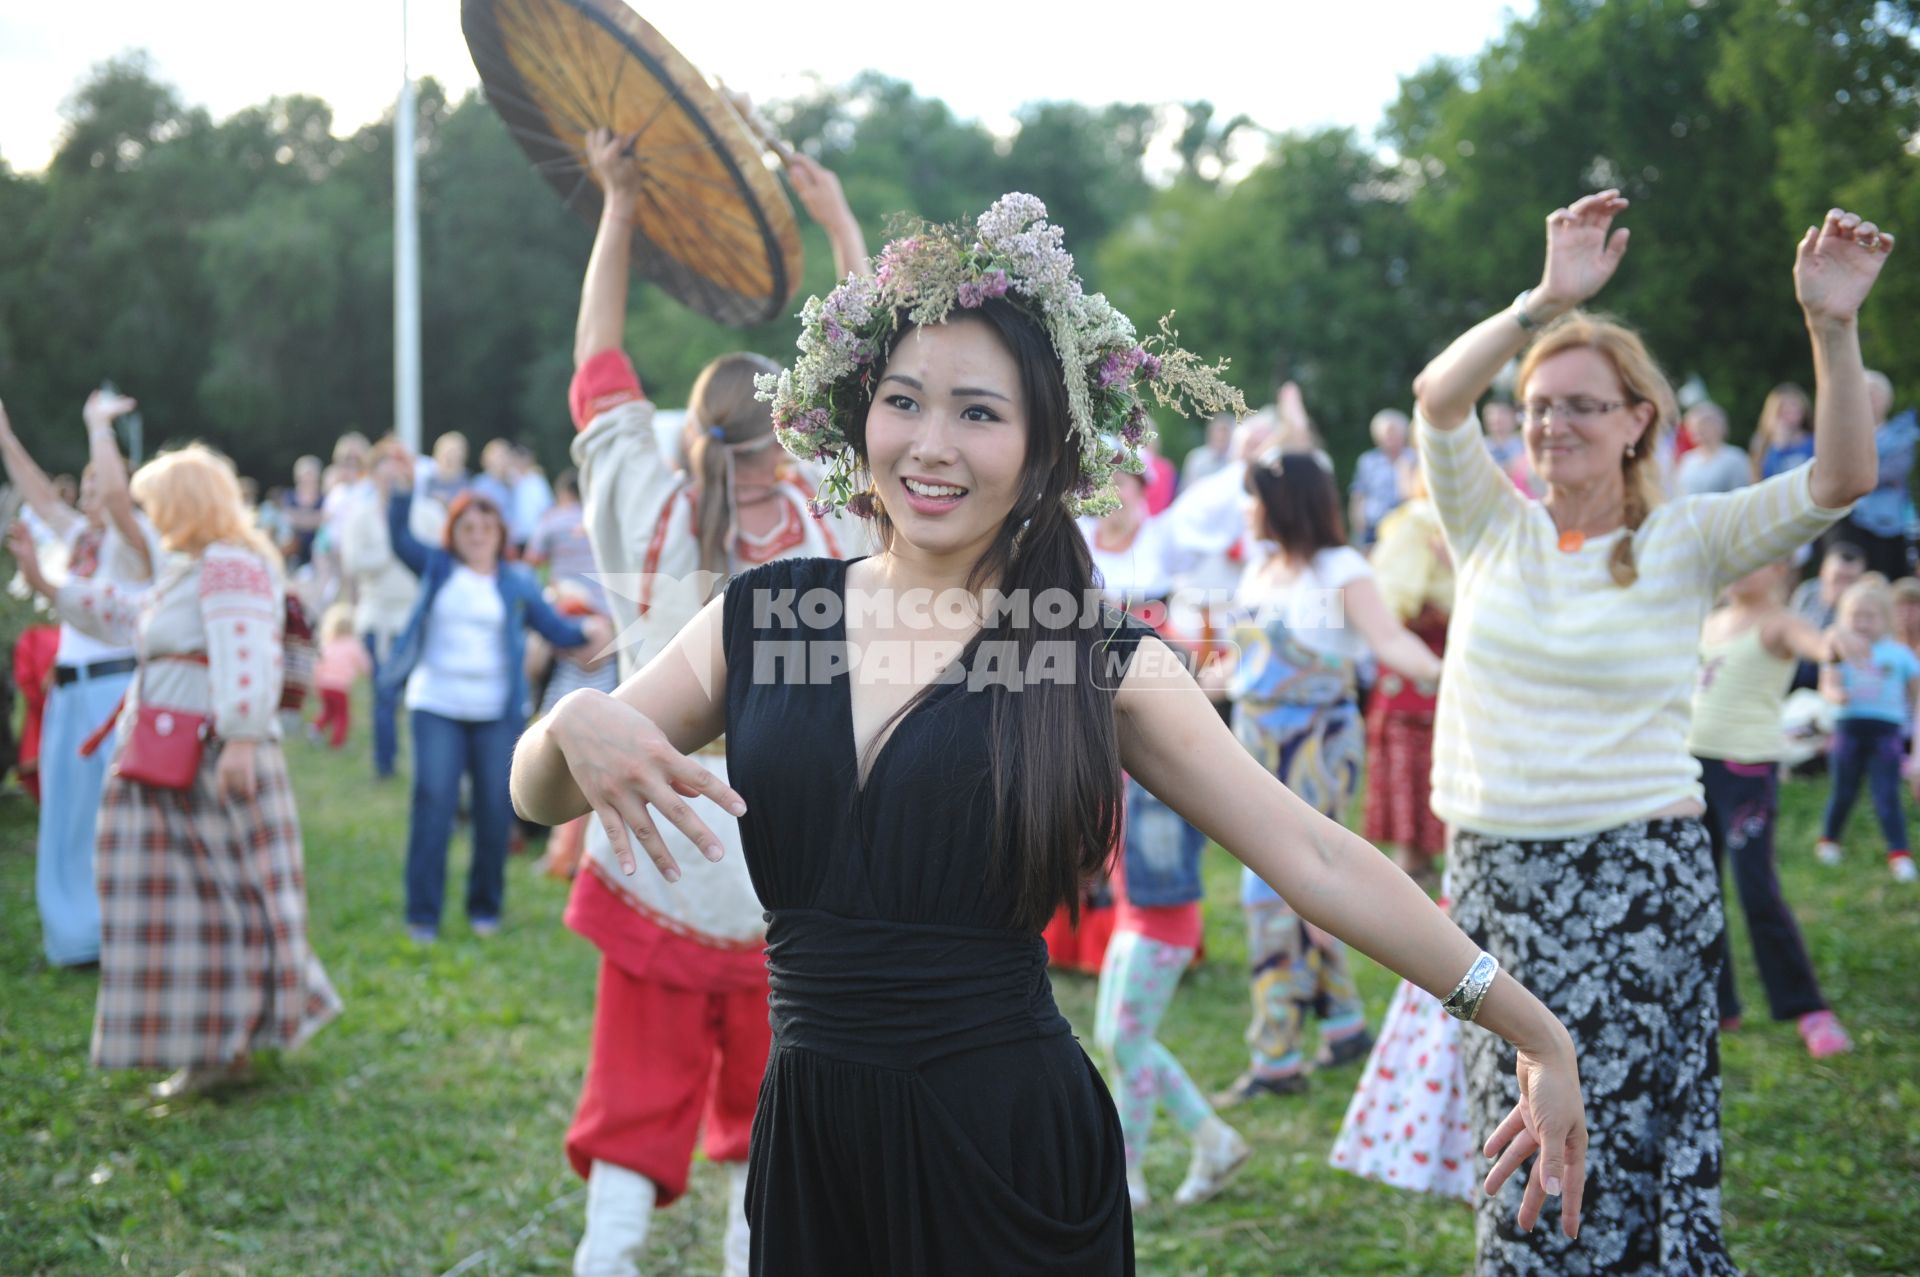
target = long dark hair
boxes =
[847,299,1122,931]
[1245,451,1346,561]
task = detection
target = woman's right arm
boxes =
[511,593,743,879]
[1412,191,1631,428]
[386,488,430,577]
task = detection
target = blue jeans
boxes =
[1821,718,1908,851]
[37,670,132,965]
[406,709,517,930]
[363,632,401,779]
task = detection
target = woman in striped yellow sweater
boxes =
[1411,194,1892,1276]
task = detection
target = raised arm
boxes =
[386,485,431,577]
[783,153,870,280]
[575,127,639,369]
[1795,209,1893,509]
[1116,637,1585,1236]
[1413,191,1631,429]
[82,390,151,579]
[0,400,79,536]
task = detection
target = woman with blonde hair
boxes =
[1414,191,1890,1273]
[1748,382,1815,482]
[8,442,342,1098]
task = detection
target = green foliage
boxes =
[0,2,1913,494]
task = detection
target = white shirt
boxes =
[1234,545,1373,663]
[1418,410,1848,838]
[1078,515,1175,601]
[405,565,509,720]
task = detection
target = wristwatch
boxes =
[1510,288,1541,332]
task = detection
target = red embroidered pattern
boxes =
[198,554,274,600]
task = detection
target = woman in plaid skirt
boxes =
[11,443,341,1099]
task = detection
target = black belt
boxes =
[53,656,138,686]
[764,908,1069,1070]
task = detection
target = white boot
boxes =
[722,1163,752,1277]
[1173,1116,1250,1206]
[574,1161,655,1277]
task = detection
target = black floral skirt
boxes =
[1451,818,1739,1276]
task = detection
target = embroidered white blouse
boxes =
[55,542,286,743]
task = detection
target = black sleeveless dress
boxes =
[722,557,1152,1276]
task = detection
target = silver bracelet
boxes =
[1441,951,1499,1023]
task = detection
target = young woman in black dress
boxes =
[513,196,1589,1275]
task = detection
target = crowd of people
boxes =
[2,126,1904,1277]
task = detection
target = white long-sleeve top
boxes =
[55,542,286,743]
[1418,411,1847,838]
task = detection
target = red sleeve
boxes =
[569,349,646,432]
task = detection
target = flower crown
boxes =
[755,193,1247,518]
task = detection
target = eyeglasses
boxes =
[1518,398,1634,426]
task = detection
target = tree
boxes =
[1099,130,1430,471]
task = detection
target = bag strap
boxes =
[77,653,211,759]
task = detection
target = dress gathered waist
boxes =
[764,908,1069,1070]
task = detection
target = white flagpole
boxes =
[394,0,424,455]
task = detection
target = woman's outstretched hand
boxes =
[1795,208,1895,325]
[1536,190,1632,310]
[545,688,746,881]
[584,126,647,204]
[1484,1037,1588,1238]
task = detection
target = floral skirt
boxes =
[1328,978,1474,1202]
[1451,819,1737,1276]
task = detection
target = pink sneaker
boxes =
[1797,1010,1854,1059]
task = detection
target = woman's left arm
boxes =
[1799,209,1895,509]
[1116,636,1586,1236]
[199,547,283,802]
[520,573,590,650]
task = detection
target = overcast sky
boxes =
[0,1,1531,175]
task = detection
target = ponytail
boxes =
[685,352,781,583]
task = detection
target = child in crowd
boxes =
[1892,576,1920,666]
[1818,574,1920,881]
[1691,563,1855,1054]
[309,603,370,750]
[1093,780,1248,1212]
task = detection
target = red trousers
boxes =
[311,687,350,749]
[566,956,771,1205]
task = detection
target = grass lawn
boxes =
[2,702,1915,1275]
